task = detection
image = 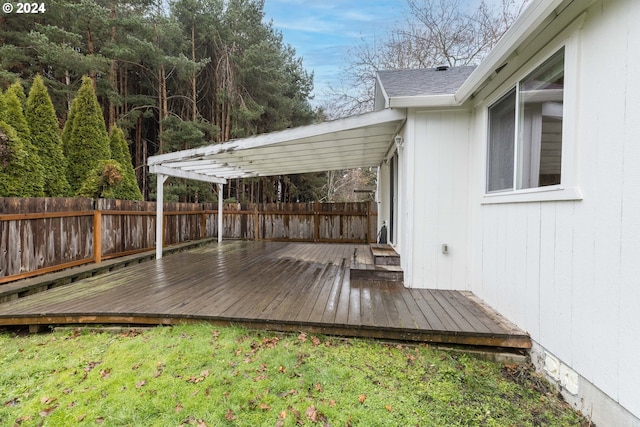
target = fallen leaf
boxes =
[305,405,318,422]
[278,366,286,373]
[197,420,207,427]
[100,368,111,379]
[96,416,105,423]
[40,396,57,405]
[224,409,236,421]
[39,405,58,417]
[175,402,183,413]
[298,332,307,342]
[385,405,394,411]
[200,369,210,378]
[329,400,336,407]
[358,394,367,404]
[262,337,279,348]
[314,383,323,392]
[311,336,321,346]
[4,398,19,407]
[136,380,146,389]
[279,410,287,419]
[259,403,271,410]
[77,414,86,422]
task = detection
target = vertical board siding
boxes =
[405,111,470,289]
[0,199,376,282]
[463,0,640,419]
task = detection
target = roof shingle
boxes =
[377,65,477,98]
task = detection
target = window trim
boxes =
[482,35,581,204]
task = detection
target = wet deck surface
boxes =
[0,241,530,349]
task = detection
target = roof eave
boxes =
[388,94,459,109]
[454,0,566,103]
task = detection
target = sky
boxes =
[262,0,501,106]
[262,0,408,106]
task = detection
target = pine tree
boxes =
[109,125,142,200]
[63,76,111,194]
[0,121,32,197]
[6,81,27,112]
[26,76,72,197]
[1,85,45,196]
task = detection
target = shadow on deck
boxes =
[0,241,530,350]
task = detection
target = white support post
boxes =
[156,174,168,259]
[217,183,223,243]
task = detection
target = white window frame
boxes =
[482,36,582,205]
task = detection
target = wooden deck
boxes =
[0,241,530,349]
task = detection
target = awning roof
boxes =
[148,108,406,183]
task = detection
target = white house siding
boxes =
[401,110,471,289]
[465,0,640,420]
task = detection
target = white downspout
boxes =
[155,174,168,259]
[217,183,223,243]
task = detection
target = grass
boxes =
[0,324,588,426]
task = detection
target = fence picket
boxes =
[0,198,377,283]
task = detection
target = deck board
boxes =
[0,241,530,349]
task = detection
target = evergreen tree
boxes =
[1,85,45,196]
[77,159,125,199]
[0,121,32,196]
[26,75,71,196]
[63,76,111,193]
[6,80,27,111]
[109,125,142,200]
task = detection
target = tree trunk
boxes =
[87,27,97,89]
[158,65,167,153]
[191,23,197,122]
[108,2,117,131]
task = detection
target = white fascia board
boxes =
[388,94,458,109]
[149,164,227,184]
[374,73,390,110]
[454,0,566,103]
[147,108,406,165]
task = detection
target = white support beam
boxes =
[217,183,223,243]
[155,174,168,260]
[149,164,227,184]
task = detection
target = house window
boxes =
[487,48,564,193]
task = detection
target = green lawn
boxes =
[0,324,588,426]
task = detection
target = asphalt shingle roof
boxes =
[378,65,477,98]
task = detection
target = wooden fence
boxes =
[0,198,377,284]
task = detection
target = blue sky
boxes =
[262,0,408,105]
[262,0,519,106]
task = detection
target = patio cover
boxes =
[148,108,407,258]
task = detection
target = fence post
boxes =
[93,210,102,263]
[314,202,320,242]
[254,204,260,241]
[201,210,207,240]
[366,202,371,243]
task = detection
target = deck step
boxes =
[349,244,403,282]
[370,244,401,266]
[350,264,404,281]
